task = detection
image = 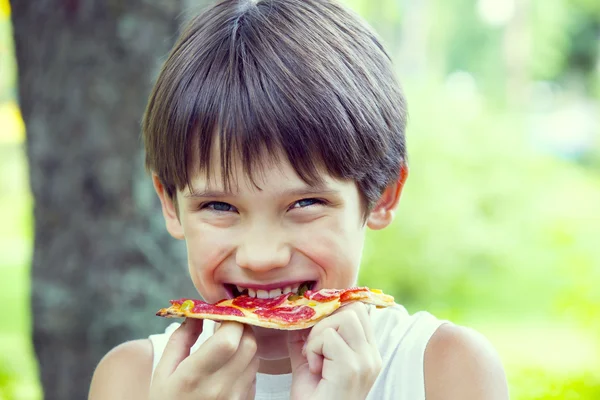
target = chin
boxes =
[253,326,290,360]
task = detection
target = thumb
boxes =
[245,378,257,400]
[155,318,203,378]
[287,329,310,372]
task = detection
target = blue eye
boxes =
[203,202,237,212]
[292,198,325,209]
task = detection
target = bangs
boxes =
[143,0,407,207]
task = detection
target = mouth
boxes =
[224,280,317,299]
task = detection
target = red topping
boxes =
[254,306,316,322]
[191,302,244,317]
[340,287,370,302]
[303,288,343,302]
[232,294,288,309]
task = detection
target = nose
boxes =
[235,226,291,272]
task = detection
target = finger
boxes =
[339,302,376,346]
[219,324,259,377]
[306,327,354,375]
[287,329,310,372]
[232,354,260,399]
[308,306,366,352]
[307,345,324,376]
[155,319,203,378]
[245,373,257,400]
[181,321,244,374]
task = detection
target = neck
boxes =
[259,357,292,374]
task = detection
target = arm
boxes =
[424,324,509,400]
[88,339,153,400]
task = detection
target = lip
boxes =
[223,279,318,299]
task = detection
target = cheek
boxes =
[296,215,365,282]
[182,219,235,290]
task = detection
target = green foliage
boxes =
[358,82,600,397]
[430,0,507,96]
[528,0,600,94]
[361,83,600,321]
[0,5,16,104]
[529,0,572,81]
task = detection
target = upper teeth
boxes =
[237,285,301,298]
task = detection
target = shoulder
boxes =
[424,323,509,400]
[88,339,153,400]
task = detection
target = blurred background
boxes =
[1,0,599,399]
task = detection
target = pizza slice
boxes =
[156,286,394,330]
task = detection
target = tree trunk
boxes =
[11,1,210,398]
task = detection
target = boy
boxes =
[89,0,508,399]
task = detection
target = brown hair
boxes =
[142,0,407,215]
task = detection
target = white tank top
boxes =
[149,305,446,399]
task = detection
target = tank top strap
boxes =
[368,305,448,399]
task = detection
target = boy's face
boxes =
[154,147,404,363]
[170,156,366,302]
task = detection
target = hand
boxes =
[287,303,382,400]
[150,319,259,400]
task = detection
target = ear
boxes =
[152,174,185,240]
[367,165,408,230]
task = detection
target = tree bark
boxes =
[11,1,210,398]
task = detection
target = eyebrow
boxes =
[184,186,340,199]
